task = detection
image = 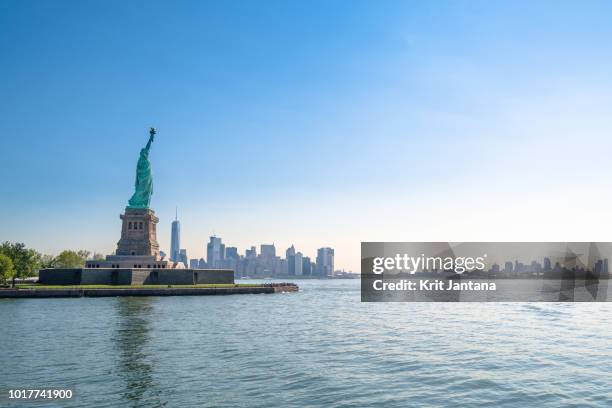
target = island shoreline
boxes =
[0,284,299,298]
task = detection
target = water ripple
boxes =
[1,280,611,407]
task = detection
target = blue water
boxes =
[1,279,611,407]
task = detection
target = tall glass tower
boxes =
[206,236,225,268]
[316,247,334,277]
[170,208,180,262]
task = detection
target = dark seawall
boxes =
[0,284,299,298]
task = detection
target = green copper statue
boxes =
[128,127,156,208]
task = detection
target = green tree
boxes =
[38,254,56,269]
[0,242,40,287]
[0,253,15,285]
[54,250,86,268]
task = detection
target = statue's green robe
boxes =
[128,147,153,208]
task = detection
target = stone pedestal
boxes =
[116,207,160,258]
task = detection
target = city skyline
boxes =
[173,213,339,276]
[164,209,340,275]
[4,1,612,273]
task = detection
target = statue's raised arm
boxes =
[145,127,156,151]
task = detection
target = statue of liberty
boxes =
[128,127,156,208]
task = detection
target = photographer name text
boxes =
[372,279,497,291]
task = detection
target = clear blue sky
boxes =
[2,0,612,271]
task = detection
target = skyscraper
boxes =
[170,208,180,262]
[198,258,206,268]
[295,252,303,276]
[260,244,276,258]
[316,247,334,277]
[226,247,239,259]
[286,245,296,275]
[260,244,278,275]
[246,246,257,259]
[302,256,312,276]
[243,246,257,277]
[178,249,188,268]
[225,246,239,271]
[206,236,225,269]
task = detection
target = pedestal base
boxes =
[115,207,160,258]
